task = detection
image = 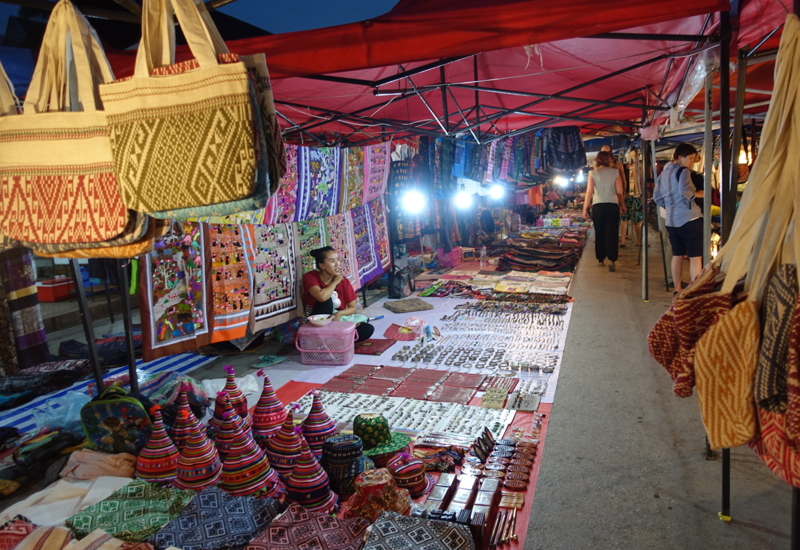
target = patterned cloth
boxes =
[369,197,391,272]
[0,516,36,550]
[621,196,643,223]
[296,219,330,275]
[149,487,285,550]
[209,225,254,343]
[63,529,153,550]
[141,222,211,362]
[272,145,299,224]
[0,277,18,376]
[0,248,49,369]
[16,525,74,550]
[295,147,341,222]
[246,504,369,550]
[362,512,474,550]
[341,147,365,212]
[351,205,382,286]
[364,142,391,204]
[66,480,196,542]
[324,214,361,291]
[250,223,301,331]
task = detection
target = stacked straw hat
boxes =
[285,439,338,514]
[321,434,374,496]
[211,393,248,461]
[264,409,304,479]
[223,366,251,427]
[135,407,179,486]
[301,392,336,458]
[173,419,222,491]
[252,371,287,447]
[352,413,411,468]
[338,468,411,523]
[387,452,434,498]
[220,408,285,500]
[170,388,201,451]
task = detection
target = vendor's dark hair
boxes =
[673,143,699,161]
[310,246,335,269]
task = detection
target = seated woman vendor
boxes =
[303,247,375,342]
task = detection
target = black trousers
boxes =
[311,299,375,342]
[592,203,620,262]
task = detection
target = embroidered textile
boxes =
[16,525,74,550]
[364,142,390,204]
[66,480,195,542]
[362,512,475,550]
[351,205,382,285]
[0,516,36,550]
[0,248,48,369]
[251,223,300,331]
[296,219,330,275]
[209,224,254,343]
[63,529,153,550]
[295,147,341,222]
[325,214,361,291]
[245,504,369,550]
[149,488,285,550]
[369,196,391,272]
[342,147,365,212]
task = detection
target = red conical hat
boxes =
[301,391,336,458]
[264,409,304,479]
[212,392,249,461]
[285,439,337,514]
[252,370,287,447]
[136,407,179,485]
[173,416,222,492]
[223,366,251,424]
[170,388,201,452]
[221,408,285,499]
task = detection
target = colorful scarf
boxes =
[364,142,390,204]
[0,248,48,369]
[141,222,211,362]
[295,147,341,222]
[324,213,361,291]
[351,204,382,285]
[251,223,301,331]
[209,224,255,343]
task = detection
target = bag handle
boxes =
[0,61,20,115]
[133,0,225,79]
[23,0,113,114]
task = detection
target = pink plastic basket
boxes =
[296,321,357,366]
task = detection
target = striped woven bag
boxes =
[0,60,19,253]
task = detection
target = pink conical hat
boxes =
[212,393,249,461]
[301,391,336,458]
[170,389,201,451]
[252,371,287,446]
[173,416,222,492]
[136,407,179,485]
[221,408,285,499]
[285,439,338,514]
[223,366,251,423]
[264,409,304,479]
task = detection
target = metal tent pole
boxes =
[793,487,800,550]
[116,260,139,394]
[650,139,669,291]
[703,72,714,267]
[718,9,733,524]
[729,48,750,226]
[641,142,648,302]
[70,259,104,389]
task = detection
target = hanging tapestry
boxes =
[341,147,365,213]
[209,224,254,343]
[66,480,195,543]
[250,223,302,332]
[324,213,361,291]
[0,278,18,377]
[296,219,330,275]
[369,196,391,272]
[351,204,383,285]
[140,222,211,362]
[295,147,342,222]
[0,248,48,369]
[363,142,390,204]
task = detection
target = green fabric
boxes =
[340,314,368,324]
[65,479,196,542]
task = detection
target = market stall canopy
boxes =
[100,0,794,142]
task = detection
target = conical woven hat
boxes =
[136,407,179,485]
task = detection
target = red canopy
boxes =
[103,0,791,142]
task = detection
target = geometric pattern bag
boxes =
[25,211,149,254]
[0,61,19,253]
[99,0,256,213]
[31,217,163,259]
[0,0,128,245]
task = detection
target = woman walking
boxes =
[583,151,626,271]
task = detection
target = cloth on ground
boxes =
[60,450,136,481]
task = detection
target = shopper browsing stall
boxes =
[653,143,703,292]
[303,247,375,342]
[583,151,626,272]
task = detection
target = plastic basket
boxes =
[296,321,357,366]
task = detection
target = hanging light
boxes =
[738,148,748,165]
[554,176,569,186]
[576,171,585,183]
[402,189,426,214]
[455,191,473,209]
[489,185,504,199]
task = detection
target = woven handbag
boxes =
[0,1,129,245]
[99,0,256,213]
[31,218,167,259]
[23,211,149,253]
[0,61,19,253]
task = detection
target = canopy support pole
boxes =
[642,141,649,302]
[793,487,800,550]
[117,260,138,394]
[730,47,749,222]
[70,260,104,390]
[440,67,449,134]
[703,72,713,267]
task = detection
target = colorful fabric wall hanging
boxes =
[324,213,361,291]
[295,147,342,222]
[341,147,365,213]
[364,142,391,204]
[0,248,48,369]
[140,222,211,362]
[209,224,254,343]
[250,223,301,332]
[369,196,392,272]
[296,219,330,275]
[351,204,382,285]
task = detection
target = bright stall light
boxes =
[455,191,473,209]
[554,176,569,186]
[576,171,585,183]
[402,189,426,214]
[738,149,748,165]
[489,185,505,199]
